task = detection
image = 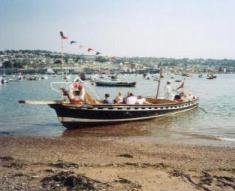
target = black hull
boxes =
[49,98,199,129]
[95,81,136,87]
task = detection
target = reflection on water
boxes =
[0,74,235,146]
[62,120,153,137]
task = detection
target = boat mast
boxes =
[60,35,64,78]
[156,67,162,99]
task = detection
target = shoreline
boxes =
[0,135,234,190]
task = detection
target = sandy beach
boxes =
[0,135,234,191]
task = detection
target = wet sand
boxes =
[0,135,234,191]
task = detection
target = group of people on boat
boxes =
[61,77,192,105]
[103,92,147,105]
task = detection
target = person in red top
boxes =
[61,79,86,104]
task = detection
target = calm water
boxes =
[0,74,235,146]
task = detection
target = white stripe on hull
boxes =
[67,102,197,111]
[58,105,198,123]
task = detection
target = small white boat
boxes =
[0,76,8,84]
[207,73,216,79]
[18,75,24,80]
[41,75,49,80]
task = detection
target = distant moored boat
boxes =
[207,73,216,79]
[95,80,136,87]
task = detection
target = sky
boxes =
[0,0,234,59]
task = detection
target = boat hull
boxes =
[95,81,136,87]
[49,98,199,129]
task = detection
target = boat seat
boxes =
[146,97,177,104]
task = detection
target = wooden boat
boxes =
[19,96,199,129]
[18,69,199,129]
[95,80,136,87]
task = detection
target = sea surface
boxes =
[0,74,235,147]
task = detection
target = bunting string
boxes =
[59,31,116,59]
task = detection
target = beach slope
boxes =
[0,136,234,191]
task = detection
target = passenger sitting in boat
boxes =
[103,93,113,104]
[164,81,174,100]
[136,96,146,104]
[122,92,130,104]
[126,93,137,105]
[114,92,123,104]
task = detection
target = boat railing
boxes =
[50,81,71,98]
[50,78,101,100]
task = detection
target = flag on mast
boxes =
[60,31,68,39]
[177,80,184,89]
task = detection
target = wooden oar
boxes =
[18,100,61,105]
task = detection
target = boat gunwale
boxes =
[58,97,199,108]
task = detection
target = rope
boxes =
[199,107,208,113]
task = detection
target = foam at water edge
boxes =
[218,137,235,142]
